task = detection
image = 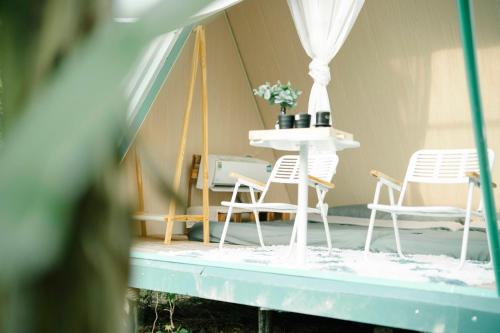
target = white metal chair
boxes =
[364,149,496,267]
[219,153,339,252]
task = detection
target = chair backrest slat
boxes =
[308,153,339,182]
[405,149,495,185]
[271,155,300,184]
[267,153,339,185]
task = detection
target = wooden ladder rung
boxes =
[171,215,204,222]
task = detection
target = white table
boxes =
[249,127,360,263]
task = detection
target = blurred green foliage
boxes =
[0,75,3,145]
[0,1,211,332]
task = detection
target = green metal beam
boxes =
[129,252,500,333]
[456,0,500,295]
[120,26,193,158]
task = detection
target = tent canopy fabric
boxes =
[121,0,365,155]
[120,0,243,157]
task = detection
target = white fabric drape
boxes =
[288,0,364,123]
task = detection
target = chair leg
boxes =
[364,209,377,255]
[315,187,332,254]
[388,188,404,258]
[390,213,404,257]
[320,204,332,255]
[253,210,265,248]
[249,188,265,247]
[459,184,475,268]
[459,214,472,268]
[364,182,382,255]
[219,206,233,249]
[219,183,240,249]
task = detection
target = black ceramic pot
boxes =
[315,111,331,127]
[278,114,295,129]
[295,113,311,128]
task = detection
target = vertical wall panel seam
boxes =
[224,10,293,202]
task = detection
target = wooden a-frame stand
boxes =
[165,26,209,245]
[134,150,147,237]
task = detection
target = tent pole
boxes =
[199,27,210,245]
[456,0,500,295]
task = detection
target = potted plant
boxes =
[253,81,302,129]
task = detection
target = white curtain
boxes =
[288,0,364,124]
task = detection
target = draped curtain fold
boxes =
[287,0,364,123]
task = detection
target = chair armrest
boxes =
[370,169,402,191]
[308,175,335,190]
[466,171,497,189]
[229,172,266,190]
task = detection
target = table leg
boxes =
[295,143,309,264]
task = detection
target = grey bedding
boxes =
[188,219,490,261]
[329,204,463,221]
[188,204,497,261]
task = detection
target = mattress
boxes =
[188,219,490,261]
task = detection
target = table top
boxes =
[249,127,360,152]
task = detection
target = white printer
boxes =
[196,154,271,192]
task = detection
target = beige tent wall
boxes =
[227,0,500,208]
[127,0,500,238]
[125,14,290,237]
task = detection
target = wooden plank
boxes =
[133,214,204,222]
[132,238,242,252]
[199,26,210,245]
[229,171,266,188]
[187,155,202,208]
[466,171,498,188]
[308,175,335,189]
[134,151,147,237]
[370,169,402,186]
[172,215,204,222]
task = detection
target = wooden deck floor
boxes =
[130,237,500,332]
[132,237,245,252]
[132,237,495,289]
